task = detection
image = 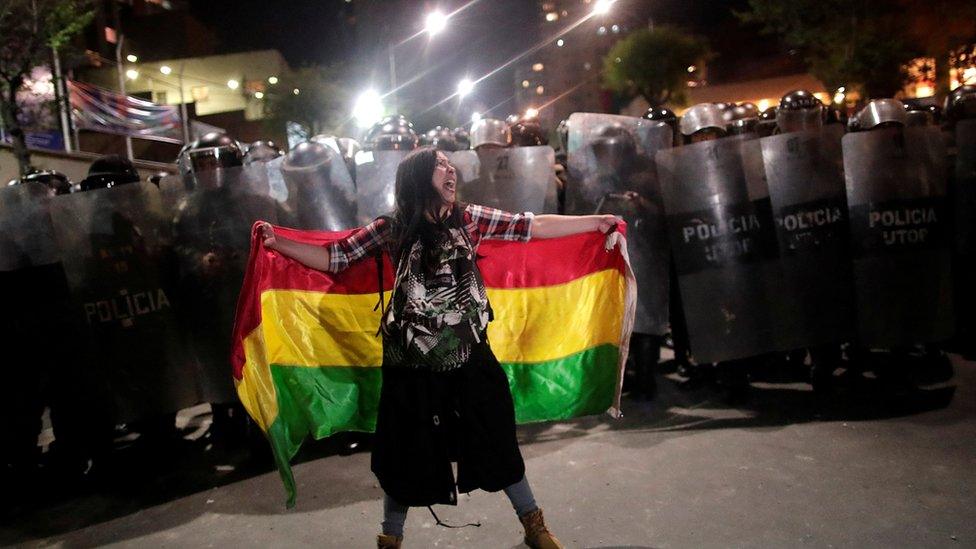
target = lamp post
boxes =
[388,9,449,112]
[115,35,134,160]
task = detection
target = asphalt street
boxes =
[3,356,974,548]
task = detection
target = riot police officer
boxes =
[757,106,778,137]
[243,140,283,165]
[643,107,679,146]
[366,115,419,151]
[679,103,728,144]
[79,154,141,191]
[470,117,511,150]
[776,90,824,134]
[424,126,460,151]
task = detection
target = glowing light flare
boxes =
[471,112,482,123]
[593,0,615,16]
[268,76,279,85]
[525,108,539,119]
[159,65,172,75]
[425,10,448,35]
[353,90,385,128]
[126,54,138,63]
[254,91,265,99]
[757,99,770,112]
[125,69,139,80]
[833,92,846,104]
[915,84,934,98]
[457,78,475,98]
[227,79,240,90]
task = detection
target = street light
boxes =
[525,108,539,119]
[593,0,615,15]
[425,10,448,35]
[125,69,139,80]
[457,78,474,98]
[227,79,240,90]
[126,54,138,63]
[268,76,279,85]
[471,112,482,123]
[159,65,172,75]
[353,90,384,128]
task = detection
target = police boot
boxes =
[376,533,402,548]
[519,508,563,549]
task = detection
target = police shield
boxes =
[279,146,358,230]
[951,119,976,343]
[0,181,60,272]
[170,164,282,403]
[843,126,953,346]
[455,146,558,213]
[50,182,199,423]
[760,127,856,349]
[354,149,411,224]
[566,113,673,336]
[656,135,783,363]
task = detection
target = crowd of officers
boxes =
[3,83,975,495]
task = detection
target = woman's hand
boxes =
[597,214,619,234]
[257,221,277,249]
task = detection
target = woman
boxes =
[258,147,617,548]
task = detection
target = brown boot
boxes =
[376,533,402,548]
[519,508,563,549]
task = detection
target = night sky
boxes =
[185,0,784,122]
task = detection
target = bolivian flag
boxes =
[232,223,636,507]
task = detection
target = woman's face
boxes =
[430,151,457,207]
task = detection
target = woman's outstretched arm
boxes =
[258,222,333,271]
[531,214,618,239]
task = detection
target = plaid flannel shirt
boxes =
[326,204,534,273]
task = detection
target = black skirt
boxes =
[370,339,526,507]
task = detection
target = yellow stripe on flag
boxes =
[255,268,625,369]
[486,269,625,363]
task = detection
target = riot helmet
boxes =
[22,169,72,195]
[726,102,760,135]
[424,126,460,151]
[282,141,332,174]
[852,98,908,132]
[944,85,976,127]
[180,132,244,189]
[776,90,824,134]
[824,106,847,127]
[505,114,521,126]
[757,107,778,137]
[902,100,935,127]
[452,127,471,150]
[510,117,548,147]
[590,123,638,174]
[470,117,511,149]
[679,103,727,143]
[366,115,418,151]
[643,107,678,144]
[244,140,283,165]
[80,154,141,191]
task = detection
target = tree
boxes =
[602,26,710,108]
[737,0,976,99]
[0,0,92,176]
[263,65,351,141]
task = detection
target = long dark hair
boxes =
[390,146,463,268]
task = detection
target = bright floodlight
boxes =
[471,112,482,123]
[425,10,448,35]
[227,79,240,90]
[126,54,138,63]
[457,78,475,98]
[353,90,385,128]
[593,0,615,15]
[525,108,539,119]
[159,65,172,75]
[125,69,139,80]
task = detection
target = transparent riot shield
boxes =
[760,127,857,350]
[566,113,673,336]
[279,149,358,230]
[170,165,283,403]
[843,126,953,346]
[354,150,411,225]
[50,182,200,423]
[448,149,480,197]
[952,119,976,345]
[0,181,60,271]
[456,146,557,213]
[656,135,783,363]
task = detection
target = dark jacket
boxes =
[370,339,525,507]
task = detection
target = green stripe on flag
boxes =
[263,343,619,506]
[503,344,620,423]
